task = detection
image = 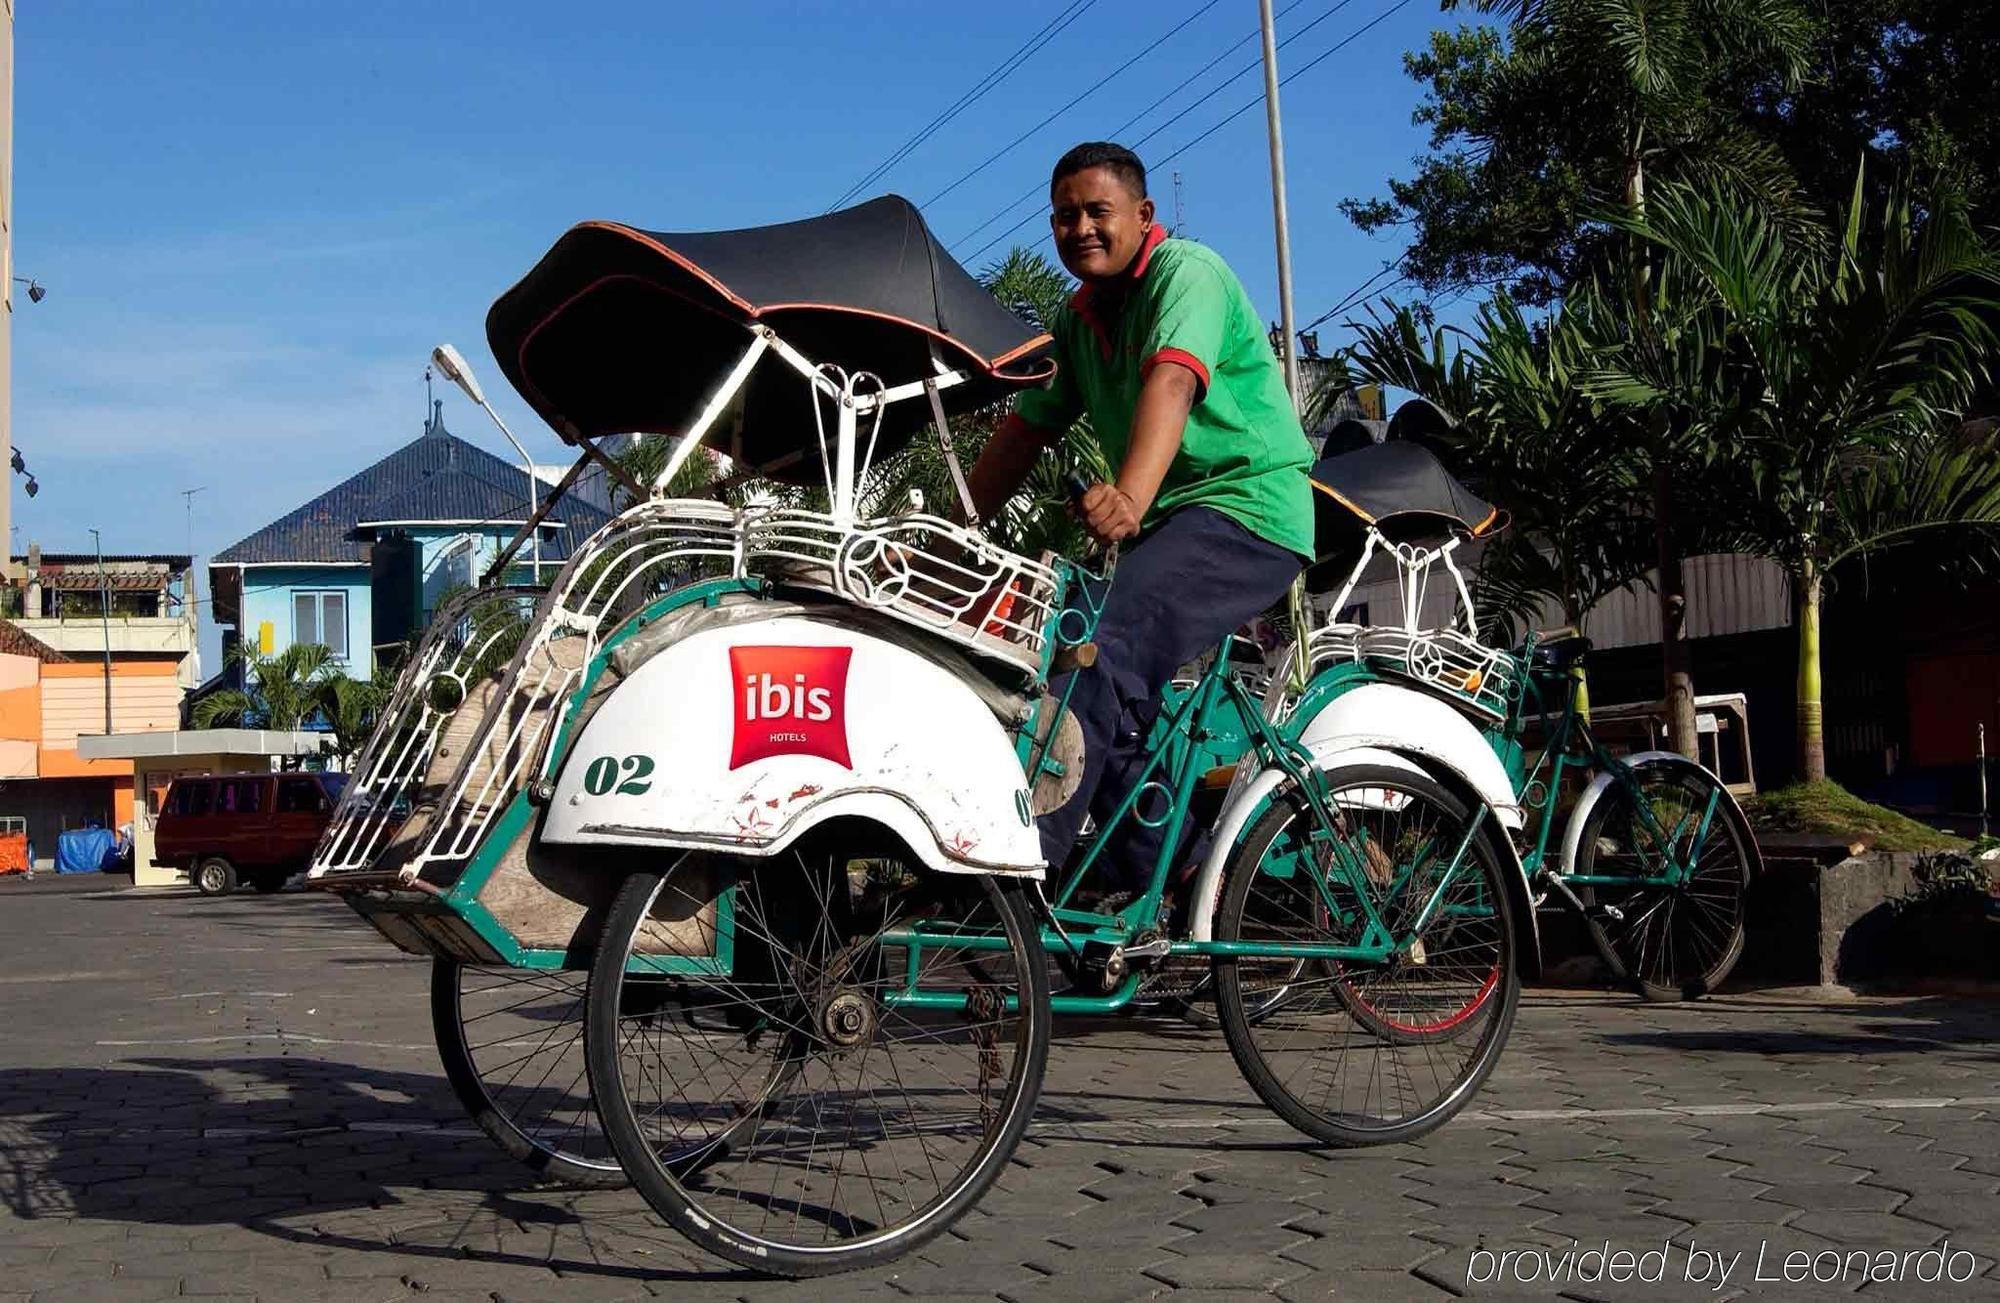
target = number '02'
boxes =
[583,754,655,796]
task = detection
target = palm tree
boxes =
[321,663,395,764]
[1600,169,2000,780]
[193,642,340,731]
[1459,0,1819,757]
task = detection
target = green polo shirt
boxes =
[1015,229,1315,559]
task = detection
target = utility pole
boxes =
[1260,0,1313,692]
[1257,0,1301,407]
[1172,170,1185,236]
[181,487,206,684]
[88,527,112,736]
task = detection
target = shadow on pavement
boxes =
[0,1057,749,1284]
[1592,992,2000,1059]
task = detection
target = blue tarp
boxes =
[56,827,117,874]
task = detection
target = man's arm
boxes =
[1078,360,1198,544]
[963,413,1056,522]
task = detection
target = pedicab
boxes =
[306,196,1537,1277]
[1294,437,1759,1001]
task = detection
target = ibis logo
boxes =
[728,645,854,771]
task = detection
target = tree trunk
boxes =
[1628,150,1698,760]
[1796,564,1826,783]
[1655,465,1698,759]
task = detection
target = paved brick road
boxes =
[2,877,1996,1301]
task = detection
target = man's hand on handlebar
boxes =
[1073,482,1143,546]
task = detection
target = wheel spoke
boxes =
[588,853,1046,1272]
[1213,770,1517,1147]
[436,960,622,1182]
[1584,766,1749,999]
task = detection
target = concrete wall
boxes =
[14,615,200,687]
[238,564,373,675]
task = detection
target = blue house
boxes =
[209,401,612,679]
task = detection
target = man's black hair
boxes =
[1051,142,1147,198]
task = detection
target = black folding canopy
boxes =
[1305,439,1506,588]
[486,196,1055,483]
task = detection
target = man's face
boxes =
[1050,166,1155,283]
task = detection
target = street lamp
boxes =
[87,528,112,736]
[11,277,45,304]
[431,344,542,584]
[10,448,36,497]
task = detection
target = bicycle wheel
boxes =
[1576,755,1753,1001]
[1214,764,1519,1146]
[586,848,1049,1277]
[431,959,624,1187]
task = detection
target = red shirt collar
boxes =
[1070,224,1169,356]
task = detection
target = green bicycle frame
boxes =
[886,621,1498,1015]
[1507,641,1723,894]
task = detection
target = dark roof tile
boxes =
[212,404,610,565]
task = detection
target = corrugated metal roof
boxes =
[212,403,609,565]
[11,554,192,569]
[1585,554,1792,649]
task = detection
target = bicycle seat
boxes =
[1531,633,1592,671]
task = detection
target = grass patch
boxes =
[1745,780,1968,853]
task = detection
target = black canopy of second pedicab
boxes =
[1305,439,1507,589]
[486,196,1056,484]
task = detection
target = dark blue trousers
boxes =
[1039,506,1303,888]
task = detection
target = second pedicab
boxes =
[307,196,1538,1277]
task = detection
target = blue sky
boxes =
[14,0,1463,655]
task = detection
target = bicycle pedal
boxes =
[1075,940,1128,992]
[1407,939,1428,966]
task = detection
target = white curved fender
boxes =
[1300,683,1524,831]
[1188,746,1426,941]
[1558,750,1754,877]
[1185,684,1539,972]
[540,616,1042,875]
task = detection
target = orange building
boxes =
[0,618,185,870]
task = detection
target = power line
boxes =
[1301,259,1406,334]
[961,0,1411,267]
[827,2,1100,213]
[953,0,1319,254]
[1151,0,1413,170]
[1133,0,1365,156]
[925,0,1228,209]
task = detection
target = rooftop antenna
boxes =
[180,487,206,560]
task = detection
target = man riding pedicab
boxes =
[965,142,1317,893]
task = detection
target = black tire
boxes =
[430,959,626,1188]
[249,871,290,894]
[193,857,237,896]
[1576,756,1753,1001]
[1214,764,1519,1146]
[586,851,1050,1278]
